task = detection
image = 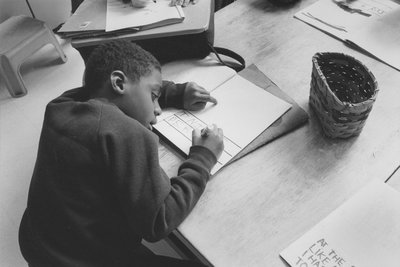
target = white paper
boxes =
[161,57,237,95]
[155,63,291,174]
[295,0,400,71]
[158,57,237,122]
[106,0,184,32]
[280,180,400,267]
[350,8,400,72]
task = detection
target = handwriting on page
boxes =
[348,0,393,17]
[164,111,242,157]
[154,73,292,174]
[165,111,206,140]
[294,239,354,267]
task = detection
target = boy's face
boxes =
[120,68,162,130]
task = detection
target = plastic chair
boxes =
[0,15,67,98]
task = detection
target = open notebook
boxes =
[155,60,292,174]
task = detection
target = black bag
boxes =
[133,8,245,72]
[76,0,245,72]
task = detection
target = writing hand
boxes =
[170,0,199,7]
[192,124,224,160]
[183,82,217,111]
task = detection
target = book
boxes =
[58,0,108,38]
[106,0,185,32]
[155,60,305,174]
[58,0,185,39]
[280,180,400,267]
[295,0,400,71]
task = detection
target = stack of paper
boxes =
[295,0,400,71]
[58,0,184,38]
[106,0,184,32]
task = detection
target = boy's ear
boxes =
[110,70,127,95]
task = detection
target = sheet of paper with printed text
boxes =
[280,180,400,267]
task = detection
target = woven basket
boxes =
[309,52,378,138]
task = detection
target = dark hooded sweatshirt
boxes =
[19,81,216,267]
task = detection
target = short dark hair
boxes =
[84,40,161,91]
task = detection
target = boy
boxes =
[19,40,224,266]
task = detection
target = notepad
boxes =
[58,0,107,38]
[155,61,292,174]
[59,0,185,38]
[280,180,400,267]
[295,0,400,71]
[106,0,185,32]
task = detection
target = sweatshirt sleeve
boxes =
[98,106,216,242]
[158,80,187,109]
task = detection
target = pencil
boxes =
[201,128,209,138]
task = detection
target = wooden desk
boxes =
[160,0,400,266]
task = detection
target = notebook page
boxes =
[155,74,292,174]
[159,57,237,122]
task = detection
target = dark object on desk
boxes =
[268,0,301,6]
[72,0,245,72]
[230,64,308,163]
[134,36,245,72]
[309,52,378,139]
[215,0,235,11]
[332,0,372,17]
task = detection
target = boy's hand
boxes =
[183,82,217,111]
[192,124,224,160]
[170,0,199,7]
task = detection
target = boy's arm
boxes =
[158,81,186,109]
[147,145,216,241]
[100,116,217,242]
[159,81,217,111]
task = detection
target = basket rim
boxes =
[312,52,379,106]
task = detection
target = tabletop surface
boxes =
[159,0,400,266]
[388,167,400,190]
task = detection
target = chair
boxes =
[0,15,67,98]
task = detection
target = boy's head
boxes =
[84,40,163,130]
